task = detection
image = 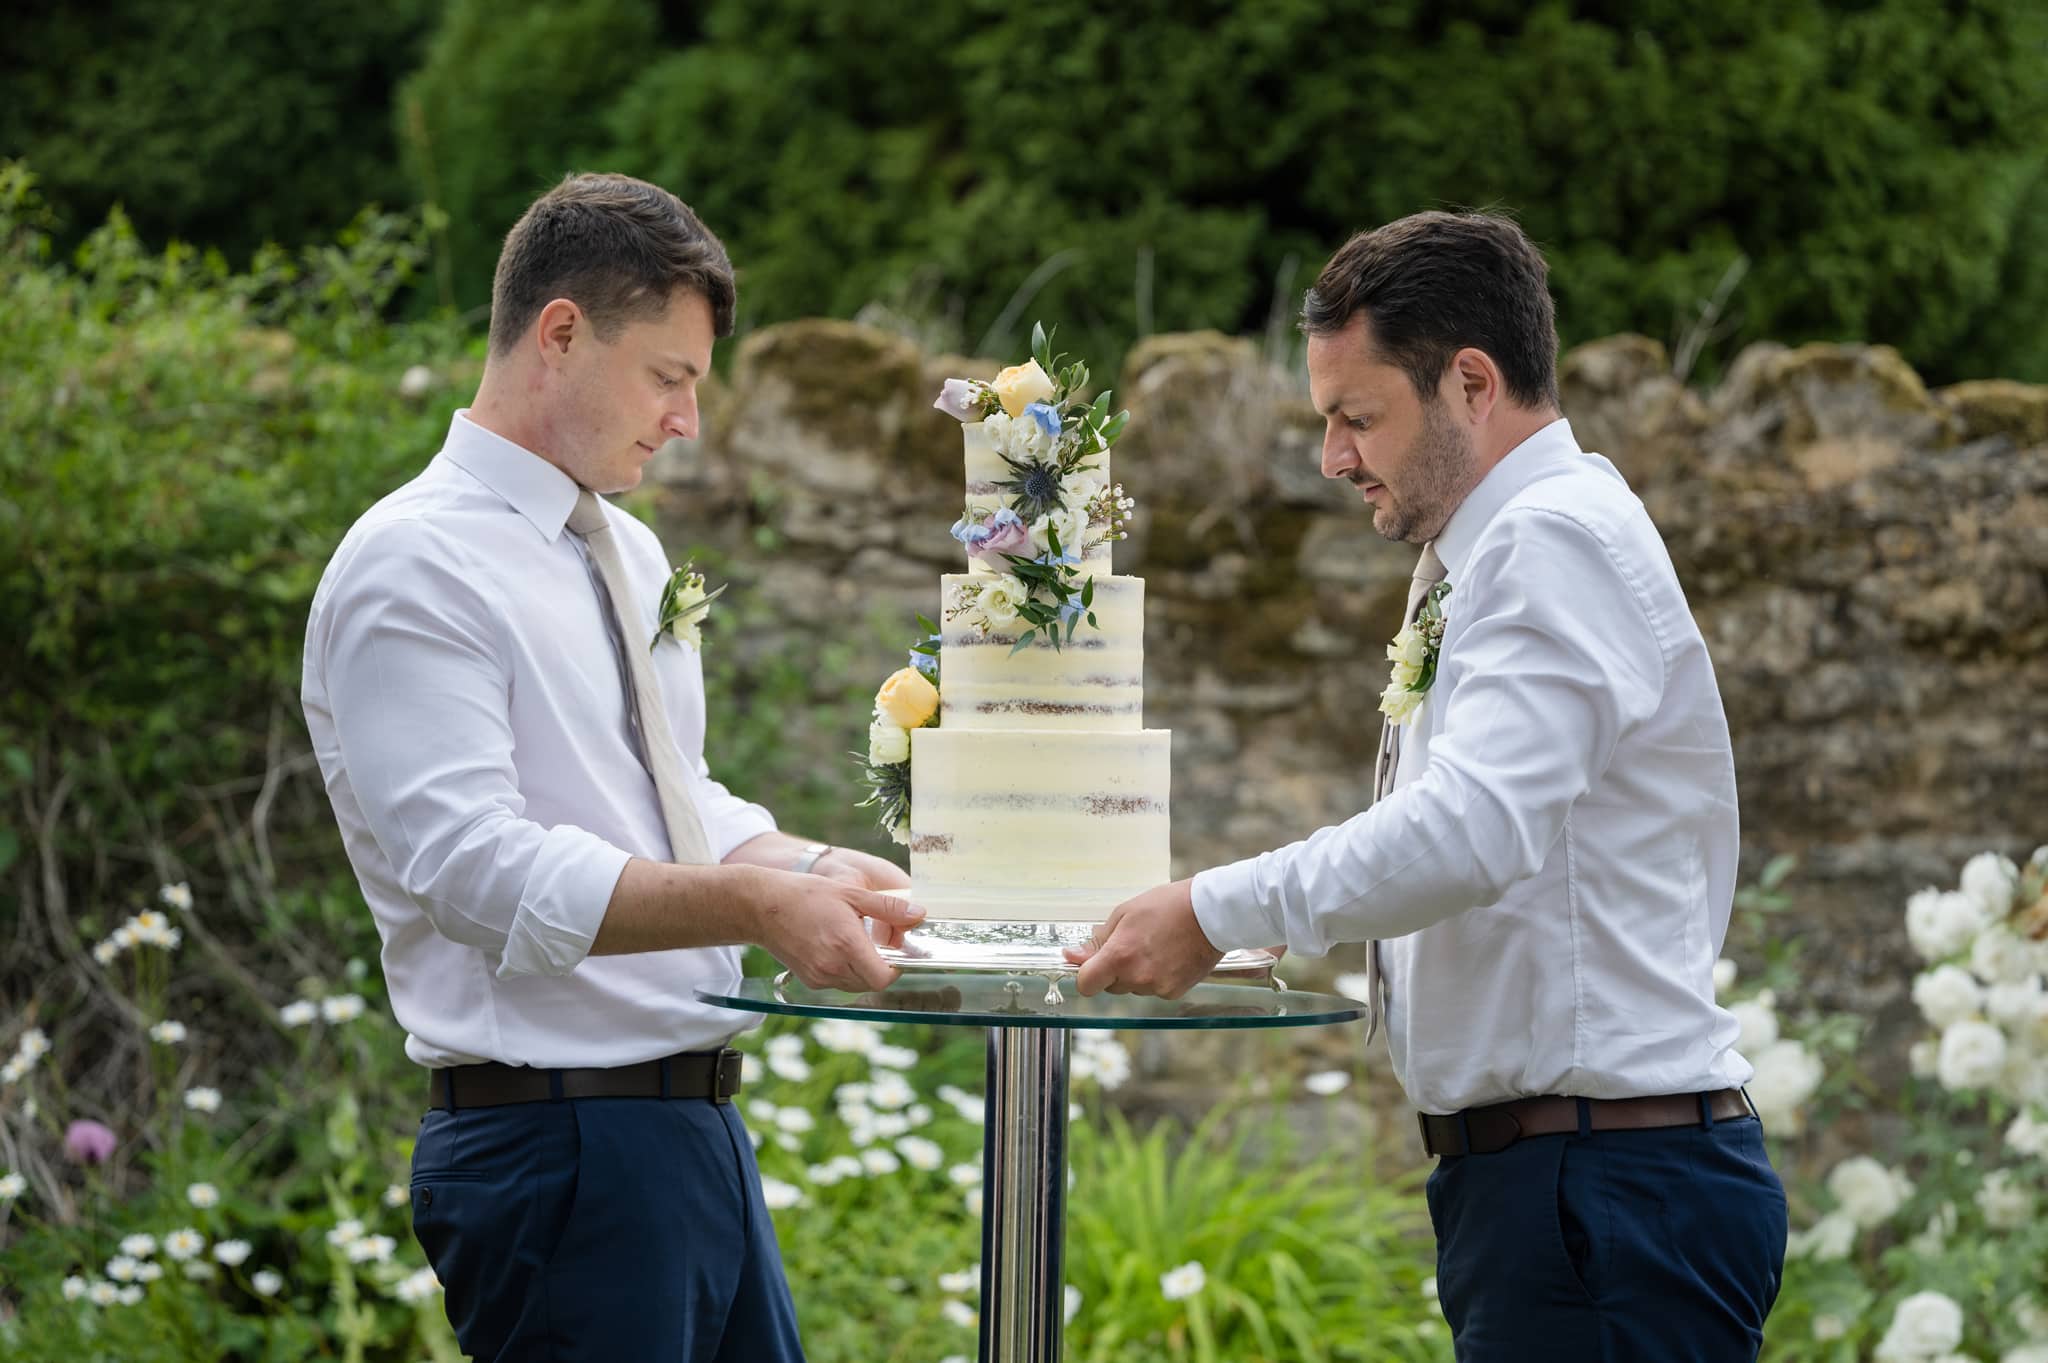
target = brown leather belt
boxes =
[428,1049,744,1110]
[1418,1089,1754,1157]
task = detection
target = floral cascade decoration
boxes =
[855,324,1138,845]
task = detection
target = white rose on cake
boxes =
[976,576,1030,630]
[1060,473,1104,515]
[1030,508,1090,560]
[869,720,911,766]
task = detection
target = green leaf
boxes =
[1009,629,1037,656]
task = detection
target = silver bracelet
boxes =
[789,842,833,875]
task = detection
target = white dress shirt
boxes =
[302,412,776,1069]
[1193,418,1751,1114]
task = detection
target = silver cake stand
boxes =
[855,900,1283,1005]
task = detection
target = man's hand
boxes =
[1063,879,1223,1000]
[752,870,923,993]
[805,849,915,947]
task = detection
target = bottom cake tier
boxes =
[907,727,1170,922]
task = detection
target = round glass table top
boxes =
[698,973,1367,1032]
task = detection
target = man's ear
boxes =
[533,298,583,368]
[1448,346,1502,425]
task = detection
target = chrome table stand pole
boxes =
[978,1025,1071,1363]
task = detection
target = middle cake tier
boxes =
[909,726,1170,922]
[939,573,1145,732]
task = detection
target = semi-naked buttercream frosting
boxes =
[909,418,1170,922]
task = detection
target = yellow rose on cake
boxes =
[990,359,1055,418]
[875,667,939,729]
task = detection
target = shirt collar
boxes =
[1432,416,1585,584]
[438,410,583,543]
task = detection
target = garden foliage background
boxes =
[3,2,2046,1359]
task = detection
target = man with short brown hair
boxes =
[1074,211,1786,1360]
[303,172,915,1361]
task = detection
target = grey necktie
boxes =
[566,490,714,866]
[1363,540,1448,1042]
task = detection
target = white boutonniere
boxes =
[1379,582,1451,725]
[651,562,726,652]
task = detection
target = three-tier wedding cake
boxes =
[859,328,1169,923]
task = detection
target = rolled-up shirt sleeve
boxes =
[1192,508,1667,956]
[319,521,630,979]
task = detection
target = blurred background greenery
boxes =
[6,0,2048,383]
[5,2,2048,1359]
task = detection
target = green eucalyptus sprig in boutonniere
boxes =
[650,562,726,652]
[1380,581,1451,725]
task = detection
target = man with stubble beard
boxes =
[1070,211,1786,1361]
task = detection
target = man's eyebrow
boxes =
[659,355,703,378]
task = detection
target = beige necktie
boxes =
[566,490,714,866]
[1363,540,1448,1042]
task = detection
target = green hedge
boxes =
[13,2,2042,383]
[411,0,2048,383]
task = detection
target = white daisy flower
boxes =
[278,1000,318,1028]
[213,1240,252,1266]
[183,1087,222,1113]
[187,1182,220,1208]
[345,1234,396,1264]
[148,1020,187,1045]
[319,994,366,1024]
[0,1171,26,1200]
[1160,1261,1207,1301]
[251,1269,284,1296]
[898,1136,944,1171]
[119,1233,157,1258]
[393,1267,441,1304]
[163,1229,205,1260]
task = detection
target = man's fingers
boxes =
[852,889,925,928]
[1075,949,1115,997]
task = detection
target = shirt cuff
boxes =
[1191,858,1286,953]
[496,825,633,980]
[707,803,778,863]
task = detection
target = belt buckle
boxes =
[712,1048,742,1105]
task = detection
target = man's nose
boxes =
[661,395,698,442]
[1320,426,1356,480]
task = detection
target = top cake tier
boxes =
[960,422,1113,580]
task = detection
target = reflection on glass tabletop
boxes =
[697,973,1367,1031]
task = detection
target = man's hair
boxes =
[1301,210,1560,410]
[488,172,736,357]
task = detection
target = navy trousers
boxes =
[408,1095,805,1362]
[1425,1112,1787,1362]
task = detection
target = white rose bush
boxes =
[1768,846,2048,1362]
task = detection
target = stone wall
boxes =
[654,320,2047,1111]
